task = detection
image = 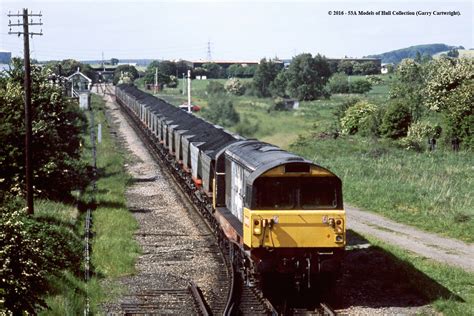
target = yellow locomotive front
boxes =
[243,163,345,284]
[244,163,345,249]
[214,141,345,289]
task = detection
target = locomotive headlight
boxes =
[335,234,344,243]
[253,220,261,235]
[328,218,335,228]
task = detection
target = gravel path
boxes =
[100,91,226,314]
[346,205,474,272]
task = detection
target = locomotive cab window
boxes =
[253,177,341,210]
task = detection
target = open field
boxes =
[291,136,473,242]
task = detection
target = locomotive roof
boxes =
[224,140,308,172]
[223,140,340,186]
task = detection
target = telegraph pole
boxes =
[8,8,43,215]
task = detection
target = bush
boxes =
[167,75,178,88]
[268,97,289,112]
[244,81,259,96]
[206,81,225,95]
[366,75,383,85]
[202,97,240,127]
[269,71,288,97]
[235,116,260,137]
[0,59,88,202]
[224,78,246,96]
[0,204,82,314]
[328,72,349,93]
[398,121,440,151]
[350,79,372,94]
[334,98,360,121]
[380,101,412,139]
[359,106,385,138]
[340,101,378,135]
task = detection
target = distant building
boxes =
[184,60,262,69]
[381,63,394,74]
[67,68,92,109]
[0,50,12,64]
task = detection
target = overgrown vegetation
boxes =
[0,59,138,314]
[0,60,88,314]
[202,97,240,127]
[0,201,82,313]
[0,58,88,202]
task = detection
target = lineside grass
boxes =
[38,94,139,314]
[362,234,474,315]
[32,199,89,315]
[87,94,140,282]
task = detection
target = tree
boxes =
[380,101,412,139]
[269,71,288,97]
[355,61,379,75]
[327,72,349,94]
[157,60,177,77]
[110,58,119,65]
[243,65,257,78]
[202,97,240,127]
[144,60,170,85]
[44,59,97,83]
[113,64,139,85]
[337,60,354,75]
[424,57,473,148]
[0,59,87,201]
[389,58,425,121]
[175,60,191,77]
[224,78,245,95]
[447,49,459,58]
[340,100,378,135]
[227,64,244,78]
[286,53,331,100]
[350,79,372,94]
[206,81,225,95]
[253,58,281,97]
[203,63,224,78]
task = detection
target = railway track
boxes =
[108,85,337,315]
[120,282,210,315]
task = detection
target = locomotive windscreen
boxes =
[253,177,341,210]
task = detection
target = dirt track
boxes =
[346,205,474,272]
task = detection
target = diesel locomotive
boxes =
[115,84,346,290]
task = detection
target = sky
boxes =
[0,0,472,62]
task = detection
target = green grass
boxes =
[87,94,140,278]
[291,136,474,242]
[40,94,140,314]
[364,235,474,315]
